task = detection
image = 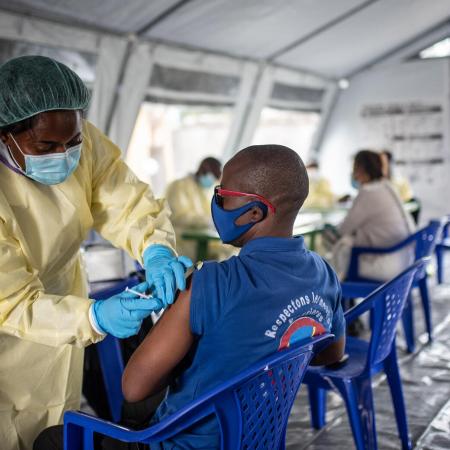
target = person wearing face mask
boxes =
[303,160,335,209]
[0,55,192,450]
[35,144,345,450]
[165,157,222,259]
[329,150,415,280]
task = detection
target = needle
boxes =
[125,287,152,299]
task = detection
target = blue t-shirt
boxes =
[153,236,344,449]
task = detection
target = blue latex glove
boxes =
[91,282,162,338]
[143,244,193,307]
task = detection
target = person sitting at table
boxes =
[380,149,420,224]
[329,149,415,281]
[34,144,346,450]
[165,157,222,260]
[380,150,413,202]
[303,160,335,209]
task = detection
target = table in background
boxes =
[182,208,347,261]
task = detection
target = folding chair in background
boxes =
[304,258,428,450]
[343,220,443,352]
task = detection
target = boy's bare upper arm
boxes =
[310,334,346,366]
[122,276,195,403]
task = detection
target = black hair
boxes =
[228,144,309,219]
[200,157,221,170]
[382,150,393,162]
[306,160,319,169]
[354,149,383,181]
[197,156,222,178]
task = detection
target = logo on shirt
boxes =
[264,291,332,347]
[278,317,326,350]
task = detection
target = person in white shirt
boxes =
[331,150,415,280]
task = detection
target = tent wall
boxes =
[108,42,332,157]
[319,58,450,222]
[0,10,130,131]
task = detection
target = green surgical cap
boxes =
[0,55,91,127]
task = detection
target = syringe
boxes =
[125,287,152,299]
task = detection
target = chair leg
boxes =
[418,277,433,342]
[384,347,412,450]
[334,378,377,450]
[278,425,286,450]
[436,247,444,284]
[401,294,415,353]
[307,385,327,429]
[64,423,91,450]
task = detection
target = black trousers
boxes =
[33,391,165,450]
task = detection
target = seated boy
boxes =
[34,145,345,450]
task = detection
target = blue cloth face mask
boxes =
[198,173,216,189]
[211,197,268,244]
[9,133,81,185]
[351,176,360,190]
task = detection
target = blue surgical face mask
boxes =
[351,176,360,190]
[211,197,268,244]
[9,133,81,185]
[198,173,216,189]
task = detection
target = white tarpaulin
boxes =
[0,0,448,168]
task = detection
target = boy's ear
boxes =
[235,205,265,226]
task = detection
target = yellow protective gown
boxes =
[165,175,237,261]
[0,120,175,450]
[392,176,413,202]
[165,175,212,260]
[303,176,335,210]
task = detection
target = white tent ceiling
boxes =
[0,0,449,79]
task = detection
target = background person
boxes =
[380,149,420,224]
[35,144,345,450]
[166,157,229,260]
[330,150,415,281]
[380,150,414,202]
[0,55,191,450]
[303,160,335,209]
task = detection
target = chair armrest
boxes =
[351,234,416,257]
[64,411,144,440]
[347,234,417,280]
[344,296,377,325]
[341,281,381,299]
[64,406,216,444]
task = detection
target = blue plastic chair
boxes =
[436,216,450,284]
[304,258,428,450]
[65,334,332,450]
[90,273,143,423]
[343,220,443,352]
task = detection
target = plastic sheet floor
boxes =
[286,271,450,450]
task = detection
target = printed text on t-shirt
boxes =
[264,291,332,339]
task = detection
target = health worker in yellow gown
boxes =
[0,55,192,450]
[166,157,223,260]
[303,160,335,210]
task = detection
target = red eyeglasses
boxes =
[214,186,276,213]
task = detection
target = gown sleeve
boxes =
[86,121,176,262]
[0,219,103,347]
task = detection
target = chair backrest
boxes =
[345,260,425,369]
[71,331,331,449]
[234,340,319,449]
[143,334,332,449]
[413,220,444,260]
[441,216,450,240]
[90,275,142,422]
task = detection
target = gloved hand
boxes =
[143,244,193,307]
[91,282,162,338]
